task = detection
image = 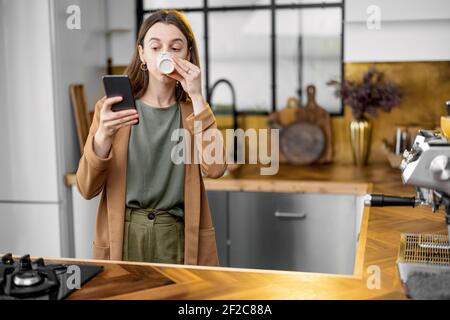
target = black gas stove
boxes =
[0,253,103,300]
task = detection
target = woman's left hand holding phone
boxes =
[93,96,139,159]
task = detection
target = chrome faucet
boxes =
[208,78,238,163]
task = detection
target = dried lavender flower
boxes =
[327,67,402,120]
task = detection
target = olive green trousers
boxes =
[122,207,185,264]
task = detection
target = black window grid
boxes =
[135,0,345,116]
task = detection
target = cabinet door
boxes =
[206,191,228,266]
[275,193,358,274]
[72,186,100,259]
[229,192,359,274]
[0,203,62,257]
[228,192,279,270]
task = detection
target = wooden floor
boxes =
[60,164,446,299]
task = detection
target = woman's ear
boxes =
[187,47,191,61]
[138,44,146,64]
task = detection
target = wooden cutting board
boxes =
[297,85,333,163]
[280,122,325,165]
[268,85,333,164]
[267,96,300,128]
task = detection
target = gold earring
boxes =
[176,81,179,87]
[140,62,148,71]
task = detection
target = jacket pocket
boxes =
[92,241,110,260]
[197,227,220,267]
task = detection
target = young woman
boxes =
[76,10,227,266]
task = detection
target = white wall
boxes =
[0,1,7,165]
[107,0,136,66]
[345,0,450,62]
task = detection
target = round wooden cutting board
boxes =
[268,85,333,165]
[280,122,325,165]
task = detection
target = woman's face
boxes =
[139,22,191,84]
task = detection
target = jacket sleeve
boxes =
[185,102,228,179]
[76,96,111,199]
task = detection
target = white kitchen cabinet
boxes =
[345,0,450,62]
[0,203,62,257]
[71,186,100,259]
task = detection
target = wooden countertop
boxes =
[59,164,447,299]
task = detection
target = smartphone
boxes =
[102,75,139,124]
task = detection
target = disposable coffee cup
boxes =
[156,52,175,74]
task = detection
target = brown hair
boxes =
[124,10,200,103]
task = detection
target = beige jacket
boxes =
[76,96,227,266]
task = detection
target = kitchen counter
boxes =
[61,164,447,299]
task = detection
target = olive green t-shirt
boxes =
[125,99,185,218]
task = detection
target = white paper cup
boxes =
[156,52,175,74]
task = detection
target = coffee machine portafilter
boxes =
[364,129,450,245]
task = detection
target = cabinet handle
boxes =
[274,211,307,219]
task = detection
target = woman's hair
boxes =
[125,10,200,103]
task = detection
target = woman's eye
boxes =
[151,47,159,51]
[171,48,180,51]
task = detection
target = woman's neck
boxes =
[140,76,177,108]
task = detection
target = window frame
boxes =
[136,0,345,116]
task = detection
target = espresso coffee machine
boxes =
[364,129,450,298]
[365,129,450,242]
[402,130,450,234]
